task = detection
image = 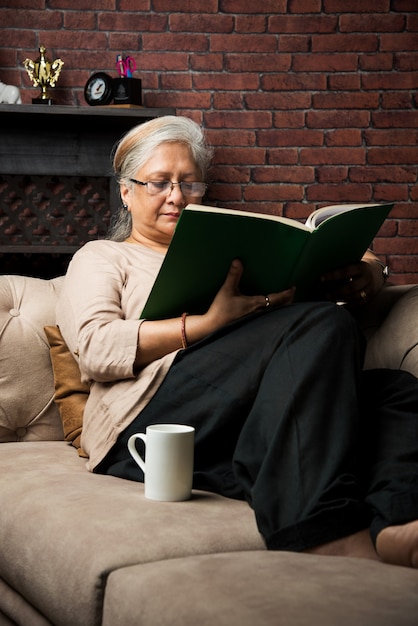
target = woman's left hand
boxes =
[320,252,387,307]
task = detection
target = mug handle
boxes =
[127,433,146,473]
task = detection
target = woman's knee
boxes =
[285,301,360,337]
[285,301,365,361]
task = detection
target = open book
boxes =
[141,202,393,320]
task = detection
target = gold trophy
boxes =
[23,45,64,104]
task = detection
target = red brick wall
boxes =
[1,0,417,283]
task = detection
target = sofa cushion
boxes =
[0,577,52,626]
[103,551,418,626]
[0,442,265,626]
[44,325,89,456]
[0,275,65,442]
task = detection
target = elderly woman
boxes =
[57,115,418,567]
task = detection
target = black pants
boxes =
[95,302,418,551]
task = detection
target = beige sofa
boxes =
[1,273,418,626]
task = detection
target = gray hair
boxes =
[107,116,213,241]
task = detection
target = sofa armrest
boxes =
[363,284,418,377]
[0,275,65,442]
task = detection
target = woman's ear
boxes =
[120,185,131,210]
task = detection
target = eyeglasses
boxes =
[129,179,207,198]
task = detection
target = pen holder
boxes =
[113,77,142,105]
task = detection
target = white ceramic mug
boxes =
[127,424,195,501]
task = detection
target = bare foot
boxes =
[376,520,418,568]
[305,529,380,561]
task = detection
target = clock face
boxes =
[84,73,113,106]
[91,77,106,99]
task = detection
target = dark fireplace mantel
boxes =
[0,104,174,276]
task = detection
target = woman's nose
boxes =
[167,182,185,202]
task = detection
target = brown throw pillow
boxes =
[44,325,89,458]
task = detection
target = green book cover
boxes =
[141,202,393,320]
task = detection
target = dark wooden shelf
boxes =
[0,103,174,122]
[0,104,175,176]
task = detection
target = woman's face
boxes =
[121,142,203,252]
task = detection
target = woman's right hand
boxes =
[135,260,294,370]
[204,259,295,328]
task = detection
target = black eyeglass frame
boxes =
[129,178,208,197]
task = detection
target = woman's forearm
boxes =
[134,313,217,370]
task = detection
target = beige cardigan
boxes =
[56,240,179,471]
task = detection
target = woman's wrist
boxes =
[364,250,389,295]
[183,312,221,348]
[369,257,390,294]
[374,258,390,283]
